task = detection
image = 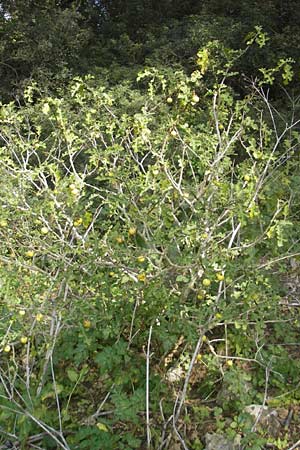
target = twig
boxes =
[287,439,300,450]
[251,364,270,432]
[146,325,153,448]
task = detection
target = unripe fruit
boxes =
[216,273,225,281]
[196,354,202,361]
[0,219,8,227]
[226,359,233,367]
[192,94,200,103]
[19,310,26,316]
[20,336,28,344]
[197,291,206,300]
[25,250,34,258]
[244,174,251,182]
[128,227,137,236]
[40,227,49,235]
[83,319,91,329]
[36,313,43,322]
[170,129,177,137]
[202,278,211,287]
[166,97,173,104]
[137,255,145,263]
[4,345,11,353]
[73,218,83,227]
[137,273,146,282]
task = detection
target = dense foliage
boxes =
[0,2,300,449]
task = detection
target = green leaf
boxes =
[67,369,78,382]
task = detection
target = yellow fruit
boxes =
[166,97,173,104]
[116,236,124,244]
[83,319,91,329]
[20,336,28,344]
[71,188,80,196]
[40,226,49,235]
[0,219,8,227]
[69,184,76,190]
[170,129,177,137]
[216,273,225,281]
[3,345,11,353]
[36,313,43,322]
[192,94,200,103]
[244,174,251,182]
[109,271,115,277]
[215,313,222,320]
[196,354,202,361]
[73,218,83,227]
[226,359,233,367]
[202,335,207,342]
[197,291,206,300]
[19,310,26,316]
[25,250,34,258]
[137,255,145,263]
[128,227,137,236]
[202,278,211,287]
[137,273,146,282]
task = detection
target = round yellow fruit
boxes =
[216,273,225,281]
[226,359,233,367]
[166,97,173,104]
[25,250,34,258]
[202,278,211,287]
[83,319,91,329]
[215,313,222,320]
[197,291,206,300]
[3,345,11,353]
[69,184,76,190]
[192,94,200,103]
[40,227,49,235]
[73,218,83,227]
[244,174,251,182]
[19,310,26,316]
[0,219,8,227]
[71,188,80,196]
[170,129,177,137]
[137,255,145,263]
[20,336,28,344]
[137,273,146,282]
[202,335,207,342]
[196,354,202,361]
[128,227,137,236]
[36,313,43,322]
